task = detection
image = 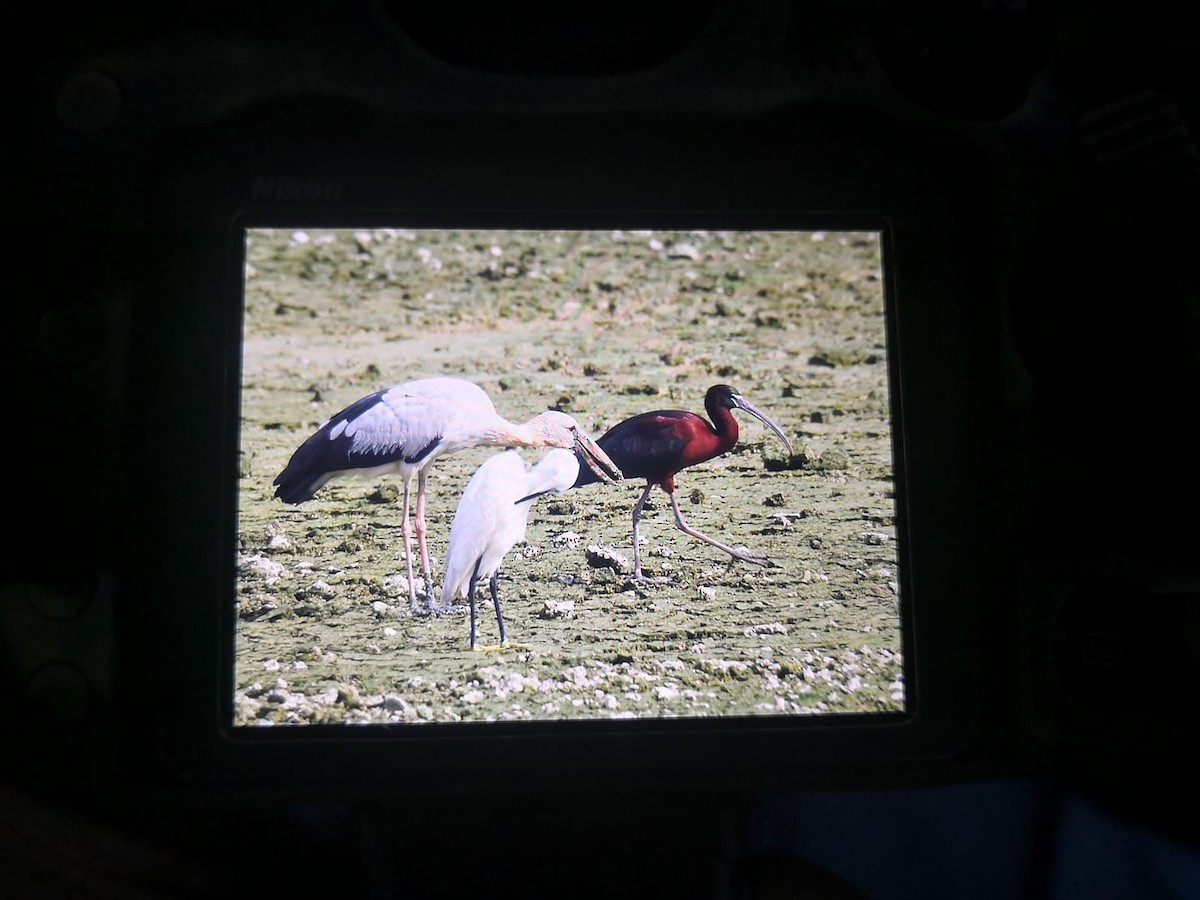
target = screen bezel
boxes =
[117,108,1019,794]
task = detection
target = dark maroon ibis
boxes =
[575,384,794,579]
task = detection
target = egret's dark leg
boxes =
[489,571,507,645]
[667,489,772,567]
[414,469,434,607]
[400,478,419,611]
[468,559,482,650]
[630,482,655,580]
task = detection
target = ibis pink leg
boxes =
[630,482,656,580]
[667,489,772,567]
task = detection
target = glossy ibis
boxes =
[575,383,793,579]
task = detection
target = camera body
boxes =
[6,1,1199,808]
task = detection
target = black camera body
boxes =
[6,1,1199,813]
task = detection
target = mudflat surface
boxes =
[233,227,904,725]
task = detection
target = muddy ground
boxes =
[233,227,904,726]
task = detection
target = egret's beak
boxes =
[732,394,795,456]
[573,428,623,484]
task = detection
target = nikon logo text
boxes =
[252,177,344,202]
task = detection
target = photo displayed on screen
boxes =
[233,227,904,726]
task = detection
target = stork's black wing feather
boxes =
[272,390,440,503]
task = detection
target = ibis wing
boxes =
[591,411,693,483]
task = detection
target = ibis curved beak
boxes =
[732,394,795,456]
[572,428,623,484]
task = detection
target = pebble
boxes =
[698,659,751,678]
[566,666,593,687]
[303,580,335,600]
[383,695,412,713]
[744,622,788,636]
[552,530,582,548]
[239,555,286,580]
[384,574,423,596]
[667,242,700,260]
[585,544,628,573]
[538,599,576,619]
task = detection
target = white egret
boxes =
[440,448,580,649]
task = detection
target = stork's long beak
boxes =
[573,428,623,484]
[732,394,795,456]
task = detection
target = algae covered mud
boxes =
[233,227,904,726]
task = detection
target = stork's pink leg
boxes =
[414,470,434,607]
[400,478,419,610]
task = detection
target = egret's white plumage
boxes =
[441,448,580,648]
[273,377,620,611]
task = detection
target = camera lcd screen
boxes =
[232,226,905,727]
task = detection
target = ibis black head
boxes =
[706,384,739,408]
[705,384,794,456]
